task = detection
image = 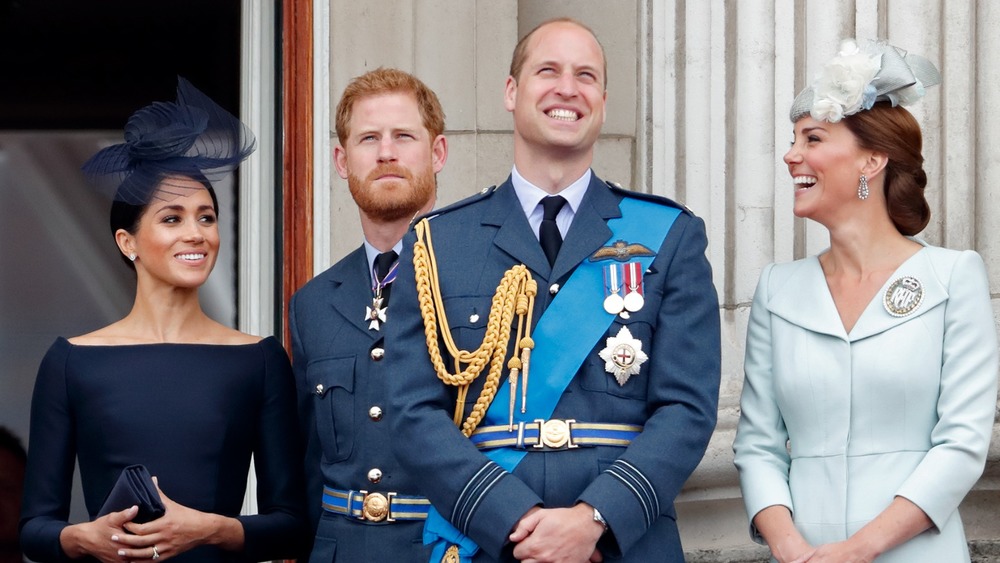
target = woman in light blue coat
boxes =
[733,39,998,563]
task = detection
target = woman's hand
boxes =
[792,539,873,563]
[773,537,815,563]
[59,505,138,562]
[752,505,814,563]
[112,478,244,561]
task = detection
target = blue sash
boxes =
[424,197,681,562]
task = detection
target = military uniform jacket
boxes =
[385,174,722,562]
[290,246,432,563]
[734,245,999,562]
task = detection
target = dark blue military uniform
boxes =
[291,246,433,562]
[385,173,722,562]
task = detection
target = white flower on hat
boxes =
[810,39,880,123]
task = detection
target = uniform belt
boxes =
[469,419,642,451]
[321,486,430,522]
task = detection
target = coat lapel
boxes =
[484,175,619,282]
[552,175,617,282]
[848,247,948,342]
[327,247,381,340]
[766,257,847,339]
[484,179,552,278]
[767,246,948,342]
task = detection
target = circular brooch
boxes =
[883,276,923,317]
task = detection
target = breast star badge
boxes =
[598,326,648,386]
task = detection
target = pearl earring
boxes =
[128,252,137,262]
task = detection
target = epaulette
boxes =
[410,184,499,226]
[602,179,695,216]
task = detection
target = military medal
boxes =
[622,261,645,312]
[603,264,625,314]
[883,275,923,317]
[366,259,398,331]
[598,326,648,386]
[365,298,387,331]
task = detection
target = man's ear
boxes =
[431,135,448,174]
[333,144,349,180]
[503,76,518,113]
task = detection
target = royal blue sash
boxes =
[424,197,681,562]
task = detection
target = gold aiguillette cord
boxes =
[413,218,537,437]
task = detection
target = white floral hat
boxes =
[790,39,941,123]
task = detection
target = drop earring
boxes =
[858,175,869,200]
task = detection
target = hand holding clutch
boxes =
[96,464,166,523]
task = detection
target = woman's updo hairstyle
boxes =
[788,39,941,236]
[844,103,930,235]
[81,77,255,270]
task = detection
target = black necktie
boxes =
[373,250,398,304]
[539,196,566,266]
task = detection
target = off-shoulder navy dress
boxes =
[20,336,307,562]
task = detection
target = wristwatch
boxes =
[592,507,608,532]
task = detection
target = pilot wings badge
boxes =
[590,240,655,263]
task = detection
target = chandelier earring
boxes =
[858,174,870,200]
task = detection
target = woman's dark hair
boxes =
[843,103,931,235]
[0,426,26,463]
[110,176,220,270]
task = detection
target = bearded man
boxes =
[289,67,448,563]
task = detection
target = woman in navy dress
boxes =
[20,78,307,562]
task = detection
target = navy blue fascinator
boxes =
[81,77,256,205]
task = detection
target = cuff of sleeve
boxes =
[462,472,541,557]
[239,514,308,561]
[21,521,73,563]
[578,461,658,556]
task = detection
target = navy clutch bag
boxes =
[96,464,165,523]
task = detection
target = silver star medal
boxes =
[366,296,387,331]
[598,326,648,386]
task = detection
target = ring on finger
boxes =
[152,545,160,560]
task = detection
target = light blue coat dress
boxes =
[734,244,998,562]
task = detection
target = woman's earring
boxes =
[858,175,869,200]
[128,252,137,262]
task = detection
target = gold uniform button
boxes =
[371,347,385,361]
[367,468,383,484]
[369,406,383,421]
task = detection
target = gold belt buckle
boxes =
[533,418,578,449]
[359,491,396,522]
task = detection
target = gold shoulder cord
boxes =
[413,218,538,437]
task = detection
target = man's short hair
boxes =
[335,67,446,146]
[508,17,607,89]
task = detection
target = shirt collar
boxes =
[363,240,403,275]
[510,166,591,217]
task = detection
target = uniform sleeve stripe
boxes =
[453,461,507,533]
[460,470,506,533]
[606,459,659,527]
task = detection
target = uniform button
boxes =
[371,347,385,361]
[549,283,560,295]
[315,384,324,394]
[368,406,383,421]
[367,468,382,484]
[469,313,480,323]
